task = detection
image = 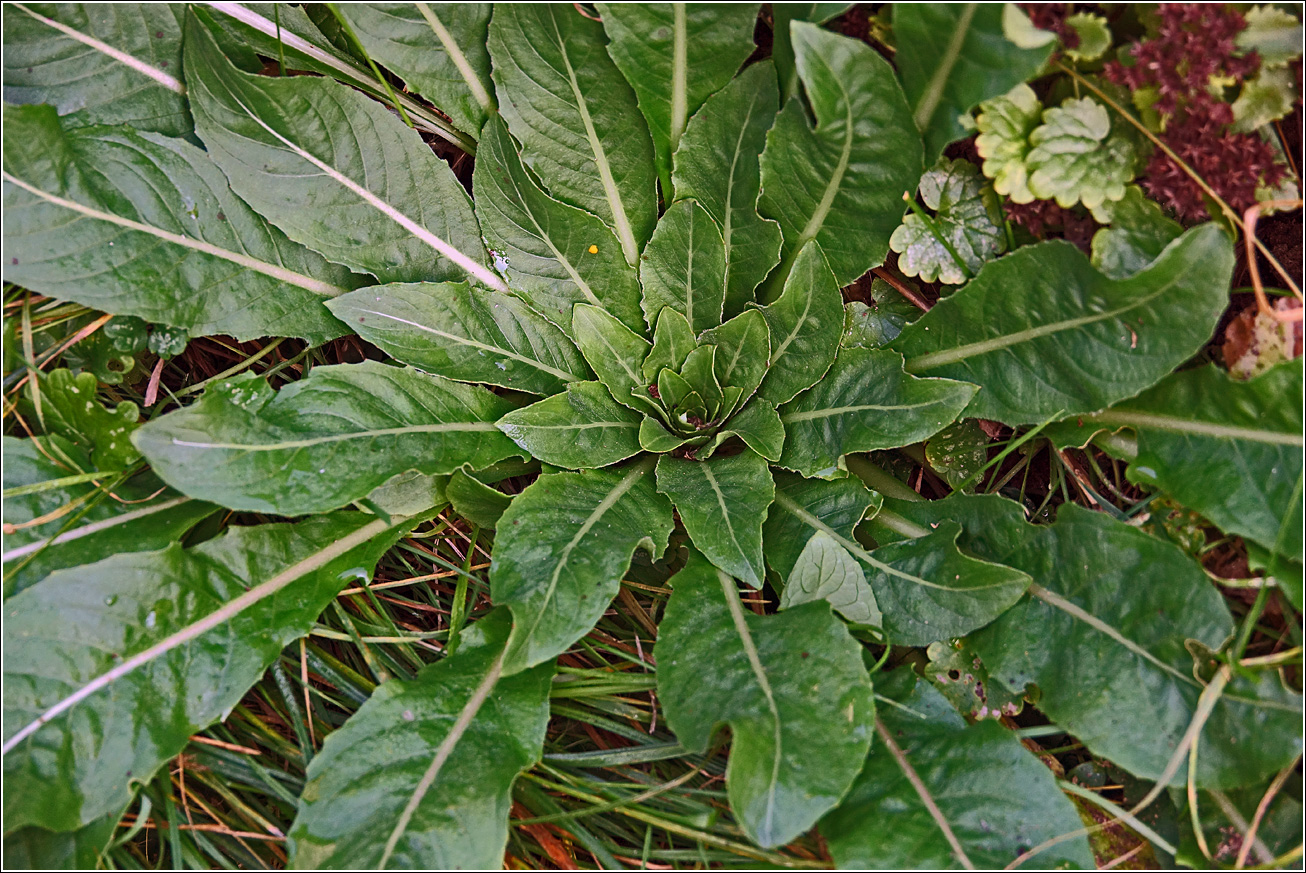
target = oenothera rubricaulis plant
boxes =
[2,3,1301,868]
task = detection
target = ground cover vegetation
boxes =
[1,2,1303,869]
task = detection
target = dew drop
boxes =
[144,611,157,629]
[104,595,118,606]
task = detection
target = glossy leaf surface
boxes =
[821,669,1094,869]
[489,4,656,266]
[656,450,773,587]
[894,3,1053,161]
[3,513,407,831]
[497,381,644,470]
[656,551,874,848]
[2,3,189,136]
[287,610,552,869]
[778,349,977,478]
[598,3,758,195]
[185,13,497,288]
[328,282,590,396]
[759,22,923,288]
[134,362,521,515]
[2,104,352,344]
[672,61,783,315]
[474,116,644,335]
[639,199,727,333]
[491,458,672,673]
[893,225,1235,423]
[757,242,844,406]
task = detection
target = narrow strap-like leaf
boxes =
[184,11,501,289]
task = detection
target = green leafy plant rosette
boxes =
[2,3,1301,869]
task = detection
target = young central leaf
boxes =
[655,551,875,848]
[133,362,522,515]
[640,200,728,333]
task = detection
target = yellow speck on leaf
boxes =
[588,244,598,254]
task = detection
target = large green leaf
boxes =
[3,512,411,831]
[2,3,190,137]
[184,12,500,289]
[881,495,1304,789]
[778,348,977,479]
[497,381,644,470]
[655,550,874,848]
[820,668,1094,869]
[488,4,657,266]
[771,490,1030,646]
[2,436,215,598]
[335,3,494,138]
[893,3,1053,162]
[656,450,773,587]
[491,457,673,674]
[764,471,879,582]
[133,362,522,515]
[597,3,758,197]
[327,282,590,397]
[757,242,844,406]
[892,225,1235,424]
[672,61,783,316]
[3,812,119,871]
[2,104,353,344]
[639,199,727,333]
[770,5,852,102]
[287,609,552,869]
[759,22,923,289]
[473,116,644,336]
[1054,361,1305,563]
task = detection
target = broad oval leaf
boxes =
[491,457,673,674]
[597,3,758,196]
[1088,184,1183,279]
[133,362,522,515]
[893,3,1054,161]
[287,610,552,870]
[882,495,1305,789]
[656,450,774,588]
[892,224,1236,424]
[778,529,881,626]
[764,471,879,582]
[769,4,852,102]
[497,381,644,470]
[656,550,874,848]
[640,199,728,333]
[327,281,590,396]
[1054,361,1305,564]
[700,308,771,414]
[757,241,844,406]
[473,115,644,336]
[820,668,1094,869]
[710,397,785,461]
[489,4,657,266]
[771,490,1030,645]
[779,348,977,479]
[2,436,215,598]
[2,103,354,344]
[672,60,783,316]
[335,3,495,138]
[184,12,500,290]
[759,22,924,289]
[2,3,190,136]
[2,512,410,832]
